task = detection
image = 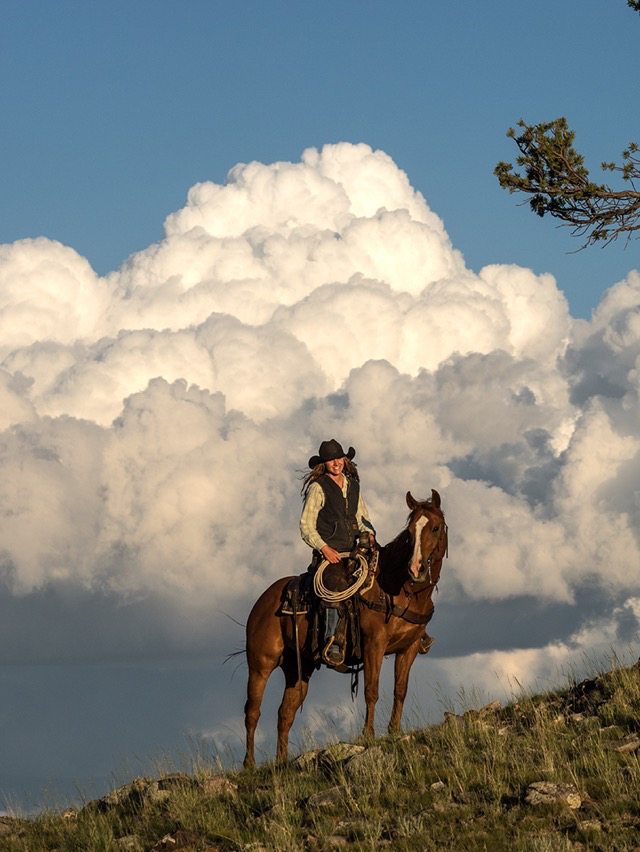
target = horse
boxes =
[242,488,447,768]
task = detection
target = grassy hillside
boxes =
[2,658,640,850]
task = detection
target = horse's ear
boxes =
[406,491,418,510]
[431,489,441,509]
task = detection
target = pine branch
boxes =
[494,118,640,249]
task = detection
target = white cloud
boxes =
[4,142,640,808]
[0,141,639,658]
[0,369,36,430]
[0,238,114,356]
[424,595,640,713]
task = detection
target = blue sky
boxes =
[2,0,640,814]
[2,0,638,318]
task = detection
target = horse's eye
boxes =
[433,526,439,533]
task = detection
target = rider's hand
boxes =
[320,545,342,564]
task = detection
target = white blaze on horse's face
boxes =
[410,515,428,579]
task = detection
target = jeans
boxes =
[325,606,339,641]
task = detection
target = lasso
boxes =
[313,552,371,603]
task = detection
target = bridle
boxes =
[407,509,449,586]
[408,511,448,586]
[359,510,447,627]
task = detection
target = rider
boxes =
[300,439,376,665]
[300,438,434,660]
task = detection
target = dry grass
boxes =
[3,658,640,850]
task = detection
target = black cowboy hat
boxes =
[308,439,356,469]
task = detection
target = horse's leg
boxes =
[276,647,314,762]
[362,637,385,738]
[388,641,420,734]
[244,657,278,769]
[243,587,287,769]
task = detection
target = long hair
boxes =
[300,457,359,498]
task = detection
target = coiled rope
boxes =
[313,552,370,603]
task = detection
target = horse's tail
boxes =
[220,610,246,669]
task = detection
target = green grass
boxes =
[3,658,640,850]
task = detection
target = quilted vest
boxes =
[316,473,360,552]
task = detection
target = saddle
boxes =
[280,545,377,672]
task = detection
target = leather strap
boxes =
[359,595,434,625]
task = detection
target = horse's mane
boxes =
[380,527,412,564]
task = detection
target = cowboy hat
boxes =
[308,439,356,469]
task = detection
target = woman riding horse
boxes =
[300,439,433,660]
[243,487,447,767]
[299,439,376,665]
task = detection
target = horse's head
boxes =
[405,489,447,583]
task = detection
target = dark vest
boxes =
[316,473,360,552]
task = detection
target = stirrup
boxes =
[418,633,435,655]
[322,637,345,667]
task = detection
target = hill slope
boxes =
[2,659,640,850]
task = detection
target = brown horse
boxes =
[243,489,447,767]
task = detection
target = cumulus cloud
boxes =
[424,595,640,712]
[0,141,639,669]
[5,141,640,810]
[0,238,113,356]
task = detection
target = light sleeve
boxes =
[299,481,327,551]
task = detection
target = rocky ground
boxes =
[2,660,640,850]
